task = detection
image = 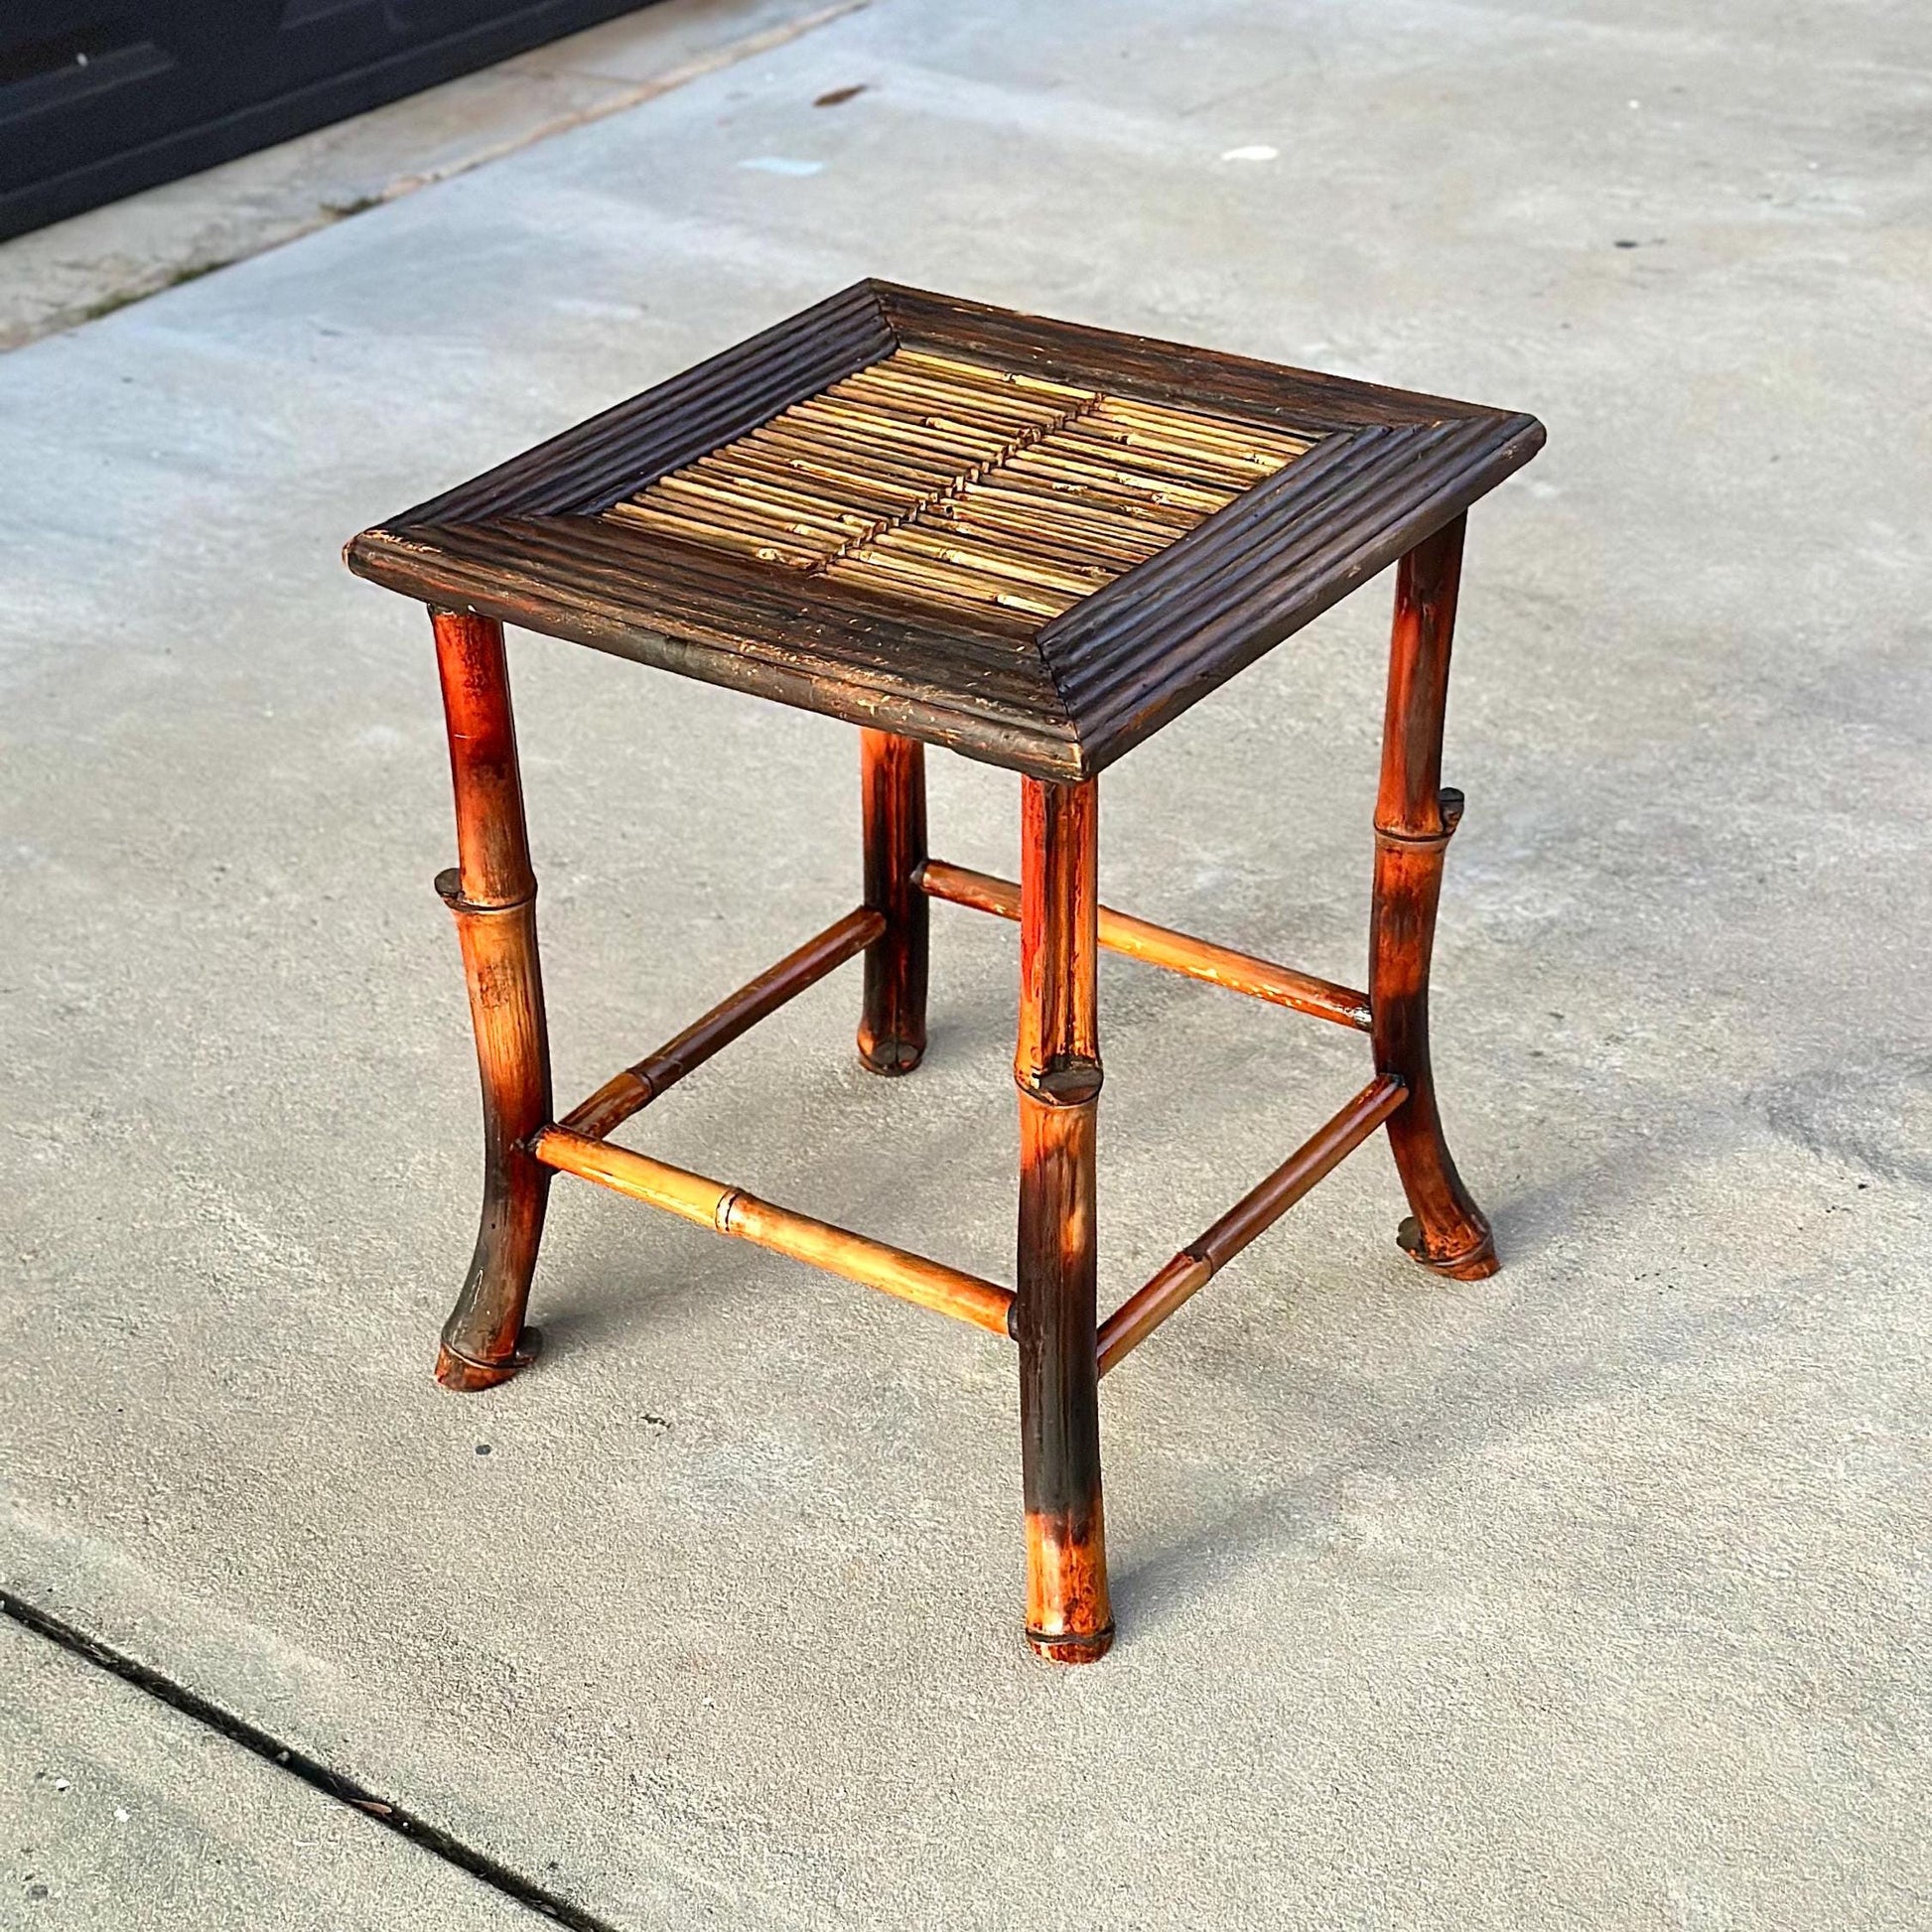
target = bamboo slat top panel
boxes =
[605,347,1318,622]
[347,280,1545,778]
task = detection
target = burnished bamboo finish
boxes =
[531,1127,1016,1336]
[355,287,1536,1667]
[858,731,929,1074]
[1014,777,1112,1663]
[563,905,884,1139]
[1096,1075,1409,1375]
[919,857,1371,1031]
[428,610,552,1391]
[1370,515,1497,1281]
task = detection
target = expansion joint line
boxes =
[0,1589,621,1932]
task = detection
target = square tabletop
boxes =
[346,281,1543,781]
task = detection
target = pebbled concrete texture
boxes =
[1,0,1928,1926]
[0,1619,530,1929]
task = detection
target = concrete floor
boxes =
[2,0,1928,1925]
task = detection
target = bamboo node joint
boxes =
[1016,1057,1104,1107]
[434,867,536,916]
[1375,785,1466,851]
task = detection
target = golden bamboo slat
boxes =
[603,347,1318,619]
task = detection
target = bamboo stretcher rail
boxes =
[530,1127,1017,1337]
[1096,1074,1409,1375]
[917,859,1372,1032]
[560,905,885,1140]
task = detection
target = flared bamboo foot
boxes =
[1396,1216,1499,1281]
[857,1035,924,1076]
[434,1324,543,1392]
[1022,1501,1113,1665]
[1027,1625,1116,1665]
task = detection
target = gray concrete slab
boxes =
[0,1619,534,1929]
[1,0,1927,1925]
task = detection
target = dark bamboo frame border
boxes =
[416,509,1499,1665]
[347,282,1544,783]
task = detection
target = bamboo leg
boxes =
[857,731,929,1074]
[428,609,554,1390]
[1014,776,1113,1662]
[1369,517,1498,1280]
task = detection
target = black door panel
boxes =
[1,0,657,239]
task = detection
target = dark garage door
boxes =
[1,1,659,239]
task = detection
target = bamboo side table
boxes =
[346,282,1544,1663]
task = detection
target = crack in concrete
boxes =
[0,1589,620,1931]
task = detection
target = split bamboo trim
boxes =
[918,859,1372,1031]
[531,1127,1017,1336]
[1095,1075,1409,1375]
[604,347,1318,618]
[560,905,886,1140]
